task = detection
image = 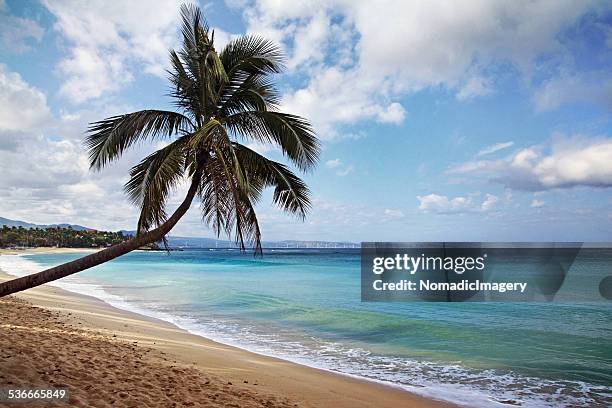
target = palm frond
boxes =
[124,136,191,234]
[199,157,234,237]
[176,3,227,120]
[235,193,263,254]
[208,145,258,251]
[220,35,284,77]
[189,118,223,150]
[86,110,193,170]
[168,50,202,116]
[224,111,320,172]
[216,35,283,116]
[179,3,209,55]
[232,142,311,218]
[219,75,280,115]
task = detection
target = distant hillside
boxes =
[1,216,358,249]
[165,236,358,249]
[0,216,91,231]
[56,227,358,248]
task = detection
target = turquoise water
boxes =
[1,249,611,407]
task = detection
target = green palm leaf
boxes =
[232,142,311,218]
[220,35,284,77]
[124,135,191,234]
[225,111,320,172]
[86,110,193,170]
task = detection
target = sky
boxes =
[0,0,611,242]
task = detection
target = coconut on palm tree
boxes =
[0,4,319,298]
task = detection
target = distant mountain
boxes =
[0,217,35,229]
[165,236,358,249]
[166,236,238,248]
[1,216,358,248]
[51,223,91,231]
[265,240,359,249]
[0,216,91,231]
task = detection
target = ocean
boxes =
[0,249,610,407]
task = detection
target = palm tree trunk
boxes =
[0,172,202,298]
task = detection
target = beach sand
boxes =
[0,248,455,408]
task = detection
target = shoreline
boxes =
[0,247,99,255]
[0,247,455,408]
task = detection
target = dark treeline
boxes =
[0,226,131,248]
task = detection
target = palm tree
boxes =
[0,4,319,298]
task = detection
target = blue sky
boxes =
[0,0,611,242]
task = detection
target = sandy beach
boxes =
[0,248,454,408]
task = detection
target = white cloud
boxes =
[1,138,88,189]
[480,193,499,211]
[417,193,498,214]
[449,135,612,190]
[0,13,44,53]
[456,76,493,101]
[477,141,514,157]
[384,209,405,218]
[376,102,406,124]
[531,199,545,208]
[325,158,352,176]
[0,66,79,184]
[281,66,406,138]
[57,46,133,103]
[287,11,330,70]
[417,194,472,214]
[533,72,612,112]
[325,159,341,168]
[210,26,237,51]
[234,0,600,137]
[345,0,589,87]
[0,65,51,132]
[42,0,184,103]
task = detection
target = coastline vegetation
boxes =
[0,225,131,249]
